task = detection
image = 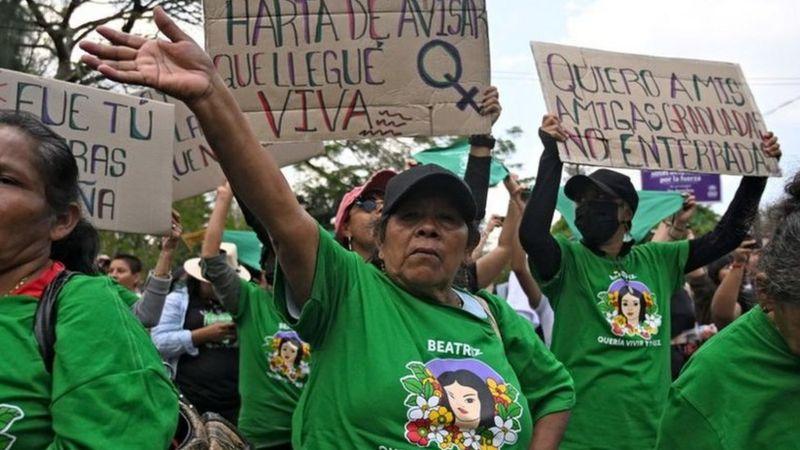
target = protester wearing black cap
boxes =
[518,114,782,450]
[79,14,575,449]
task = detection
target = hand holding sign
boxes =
[761,131,781,160]
[80,7,215,105]
[539,114,568,142]
[480,86,502,125]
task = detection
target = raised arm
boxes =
[474,176,523,289]
[519,115,567,281]
[709,242,753,328]
[464,86,501,221]
[132,210,181,327]
[80,8,319,306]
[683,132,780,273]
[200,182,243,315]
[509,191,543,309]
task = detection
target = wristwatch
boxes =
[469,134,496,149]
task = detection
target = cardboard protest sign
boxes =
[203,0,491,142]
[531,42,781,177]
[641,170,721,202]
[138,89,325,200]
[137,89,227,201]
[0,69,174,234]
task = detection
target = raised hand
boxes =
[480,86,501,125]
[79,7,216,103]
[216,182,234,202]
[674,194,697,227]
[761,131,781,160]
[162,210,182,252]
[539,114,567,142]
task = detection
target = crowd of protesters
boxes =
[0,6,798,450]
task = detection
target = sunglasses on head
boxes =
[354,197,383,213]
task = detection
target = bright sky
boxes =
[484,0,800,217]
[75,0,800,220]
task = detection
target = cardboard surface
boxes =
[204,0,492,142]
[531,42,780,177]
[137,89,324,200]
[0,69,174,234]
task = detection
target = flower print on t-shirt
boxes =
[264,330,311,388]
[0,404,24,450]
[596,274,661,340]
[400,359,524,449]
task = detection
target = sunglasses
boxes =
[354,197,383,213]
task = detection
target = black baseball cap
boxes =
[564,169,639,213]
[382,164,477,222]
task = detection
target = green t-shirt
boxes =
[0,274,178,449]
[234,279,309,449]
[656,307,800,450]
[534,237,689,450]
[274,227,574,450]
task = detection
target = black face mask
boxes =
[575,200,621,247]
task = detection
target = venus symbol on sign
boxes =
[416,40,480,112]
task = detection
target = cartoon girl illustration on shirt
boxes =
[618,286,646,328]
[265,330,311,386]
[438,370,495,430]
[598,276,661,339]
[401,359,523,449]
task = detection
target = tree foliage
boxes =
[5,0,200,83]
[294,128,523,227]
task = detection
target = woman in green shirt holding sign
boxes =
[0,110,178,448]
[656,172,800,450]
[80,9,576,449]
[518,114,781,450]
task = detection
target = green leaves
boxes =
[0,404,23,450]
[408,362,428,381]
[0,405,22,430]
[401,376,424,396]
[506,402,522,419]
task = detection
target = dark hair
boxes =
[278,337,304,368]
[758,171,800,306]
[0,110,98,273]
[112,253,143,275]
[618,286,647,323]
[186,275,202,301]
[438,370,495,429]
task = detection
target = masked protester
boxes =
[518,114,781,450]
[80,12,575,449]
[656,171,800,450]
[0,110,178,448]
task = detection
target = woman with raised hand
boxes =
[518,114,781,450]
[81,9,574,449]
[200,182,311,449]
[0,110,177,448]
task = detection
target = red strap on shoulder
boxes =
[13,261,66,299]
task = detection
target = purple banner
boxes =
[641,171,721,202]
